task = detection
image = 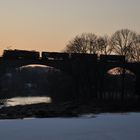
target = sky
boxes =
[0,0,140,55]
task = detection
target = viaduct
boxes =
[0,51,140,100]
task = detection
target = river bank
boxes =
[0,99,140,119]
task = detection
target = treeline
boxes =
[64,29,140,62]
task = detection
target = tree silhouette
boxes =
[64,29,140,62]
[110,29,137,61]
[131,34,140,62]
[97,35,112,55]
[65,33,97,54]
[65,33,112,55]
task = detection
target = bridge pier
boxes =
[135,75,140,97]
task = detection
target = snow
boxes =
[0,113,140,140]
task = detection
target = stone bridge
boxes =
[0,53,140,100]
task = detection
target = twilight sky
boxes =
[0,0,139,54]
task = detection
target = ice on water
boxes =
[0,113,140,140]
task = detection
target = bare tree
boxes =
[64,33,97,54]
[85,33,97,54]
[110,29,137,61]
[64,29,140,62]
[65,36,87,53]
[131,35,140,62]
[97,35,112,55]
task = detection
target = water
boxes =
[0,113,140,140]
[5,96,51,106]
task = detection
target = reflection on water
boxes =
[5,96,51,106]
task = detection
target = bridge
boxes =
[0,50,140,101]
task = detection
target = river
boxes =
[0,113,140,140]
[5,96,51,106]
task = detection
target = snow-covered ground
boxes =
[0,113,140,140]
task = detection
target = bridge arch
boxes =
[0,63,75,103]
[102,67,136,99]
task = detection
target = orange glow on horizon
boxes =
[0,0,139,55]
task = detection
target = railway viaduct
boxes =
[0,53,140,100]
